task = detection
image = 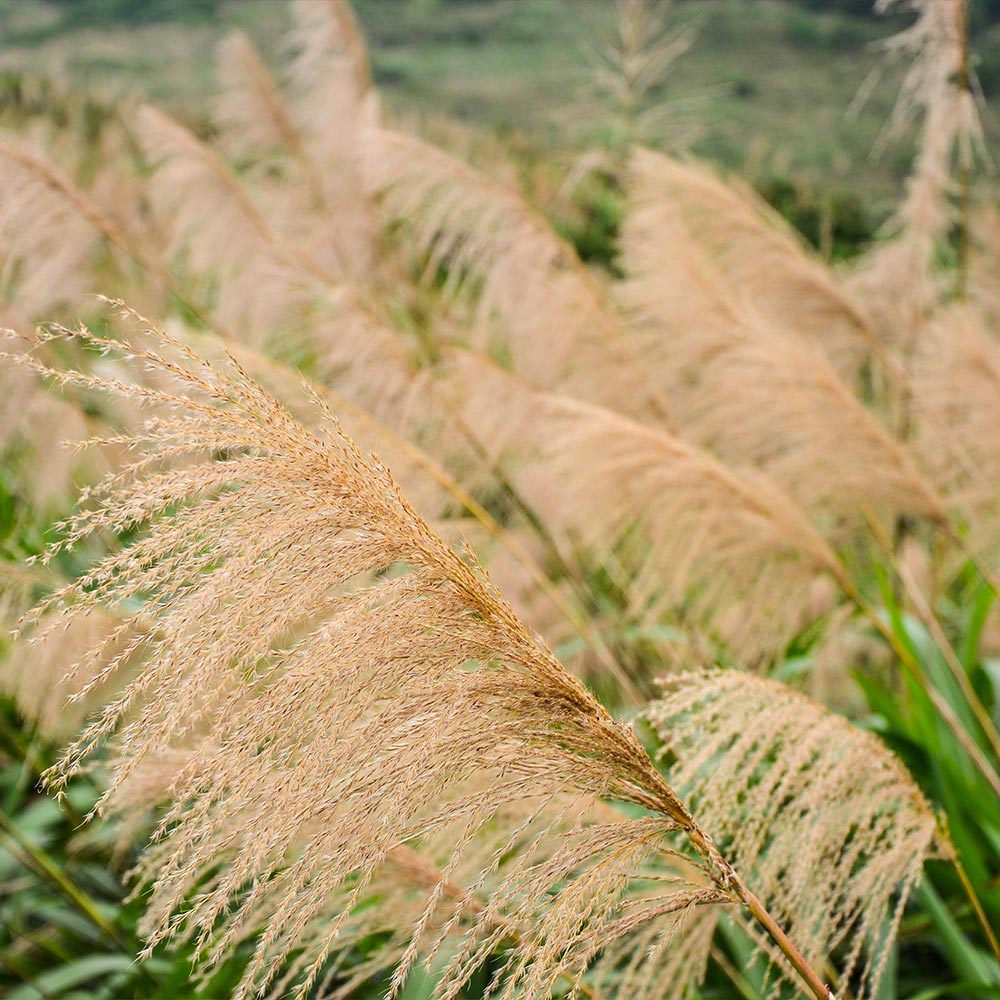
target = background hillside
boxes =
[1,0,998,217]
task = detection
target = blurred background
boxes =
[1,0,998,245]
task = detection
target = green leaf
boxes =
[5,954,139,1000]
[917,880,1000,987]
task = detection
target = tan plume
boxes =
[647,669,944,1000]
[443,352,841,663]
[0,135,98,317]
[619,165,945,535]
[624,147,877,378]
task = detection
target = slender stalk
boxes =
[710,944,758,1000]
[953,850,1000,966]
[826,559,1000,801]
[0,812,160,989]
[863,511,1000,768]
[944,522,1000,602]
[954,0,972,301]
[0,951,55,999]
[739,885,835,1000]
[684,826,835,1000]
[0,716,85,829]
[0,811,123,950]
[900,563,1000,763]
[0,714,46,785]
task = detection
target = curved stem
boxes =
[685,826,835,1000]
[953,849,1000,966]
[739,884,836,1000]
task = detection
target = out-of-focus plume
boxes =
[913,305,1000,558]
[285,0,380,279]
[851,0,983,340]
[444,352,842,663]
[624,147,877,379]
[136,105,337,344]
[214,29,371,280]
[370,129,672,424]
[583,0,699,152]
[0,137,98,317]
[621,151,946,537]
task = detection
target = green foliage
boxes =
[47,0,223,28]
[976,46,1000,98]
[554,169,625,274]
[0,699,273,999]
[757,173,876,260]
[849,577,1000,996]
[783,7,881,48]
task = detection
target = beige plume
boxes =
[0,135,97,317]
[443,352,841,663]
[647,669,943,1000]
[619,170,945,536]
[624,147,876,378]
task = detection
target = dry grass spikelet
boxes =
[18,313,737,1000]
[1,604,130,742]
[647,669,944,1000]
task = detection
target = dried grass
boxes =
[647,669,943,1000]
[17,317,734,1000]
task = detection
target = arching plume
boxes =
[213,29,366,280]
[912,305,1000,558]
[285,0,381,279]
[647,669,943,1000]
[136,104,331,343]
[849,0,983,342]
[624,147,876,378]
[443,352,842,662]
[21,320,743,1000]
[214,30,305,164]
[619,177,945,535]
[0,136,98,317]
